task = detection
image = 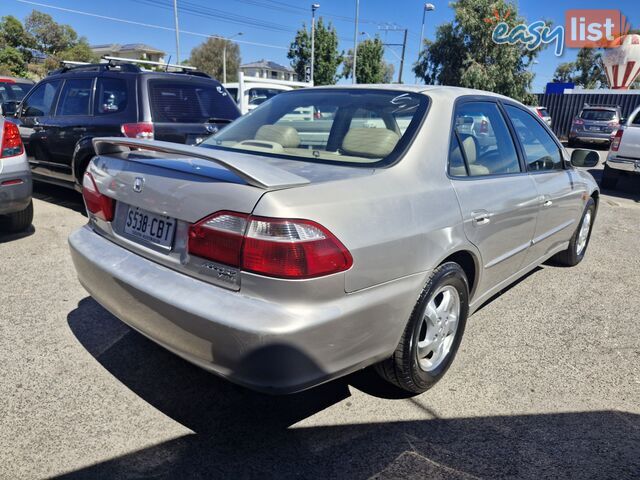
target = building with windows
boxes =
[90,43,166,63]
[239,60,297,81]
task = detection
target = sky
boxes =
[1,0,639,91]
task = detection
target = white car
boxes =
[603,105,640,189]
[224,82,292,114]
[0,117,32,233]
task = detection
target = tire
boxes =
[375,262,469,394]
[600,164,619,189]
[1,200,33,233]
[552,198,595,267]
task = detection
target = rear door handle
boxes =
[72,127,87,132]
[543,200,553,207]
[472,211,491,225]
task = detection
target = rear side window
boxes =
[96,78,128,115]
[148,81,239,123]
[450,102,521,177]
[248,88,284,106]
[57,78,93,116]
[580,109,616,121]
[505,105,562,172]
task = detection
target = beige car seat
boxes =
[342,128,400,159]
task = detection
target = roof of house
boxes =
[90,43,166,55]
[240,60,294,72]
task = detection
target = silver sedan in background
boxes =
[0,117,32,233]
[69,86,599,395]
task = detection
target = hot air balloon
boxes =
[603,34,640,89]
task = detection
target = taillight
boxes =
[82,172,114,221]
[1,121,24,158]
[536,109,543,118]
[121,122,154,139]
[574,118,584,125]
[188,212,353,279]
[611,129,624,151]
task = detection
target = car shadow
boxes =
[0,224,35,243]
[587,168,640,203]
[33,182,86,215]
[62,299,639,479]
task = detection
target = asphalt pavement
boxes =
[1,150,638,479]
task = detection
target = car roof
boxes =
[0,76,34,84]
[582,106,618,111]
[302,84,515,100]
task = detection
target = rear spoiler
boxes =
[92,137,310,190]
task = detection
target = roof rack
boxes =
[102,56,210,77]
[49,61,141,76]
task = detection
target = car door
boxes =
[15,79,62,178]
[503,104,584,264]
[449,100,539,295]
[47,77,95,181]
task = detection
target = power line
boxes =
[15,0,289,50]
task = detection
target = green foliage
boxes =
[288,18,342,85]
[342,37,386,84]
[0,46,27,76]
[59,38,98,63]
[553,48,607,88]
[413,0,541,103]
[188,37,241,81]
[0,16,33,49]
[24,10,78,55]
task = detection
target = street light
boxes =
[417,3,435,82]
[311,3,320,85]
[352,0,360,84]
[223,32,243,84]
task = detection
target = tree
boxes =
[188,37,240,81]
[383,61,395,83]
[413,0,542,103]
[24,10,77,55]
[59,38,98,63]
[0,16,33,49]
[288,18,342,85]
[553,62,575,83]
[0,47,27,76]
[551,48,607,88]
[342,37,387,83]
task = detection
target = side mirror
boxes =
[1,101,19,117]
[571,149,600,168]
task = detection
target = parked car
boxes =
[602,105,640,189]
[0,76,34,117]
[68,86,600,395]
[0,117,32,233]
[528,106,552,127]
[568,105,623,148]
[10,61,240,191]
[224,82,292,114]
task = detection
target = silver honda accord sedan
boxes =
[68,85,600,394]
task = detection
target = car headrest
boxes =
[461,135,478,164]
[255,125,300,148]
[342,128,401,159]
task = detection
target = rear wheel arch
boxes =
[72,138,97,185]
[438,250,479,300]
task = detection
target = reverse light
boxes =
[82,172,114,221]
[611,129,624,152]
[188,212,353,279]
[1,121,24,158]
[121,122,154,139]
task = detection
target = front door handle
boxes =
[472,211,491,225]
[543,199,553,207]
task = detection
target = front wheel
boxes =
[552,198,595,267]
[375,262,469,394]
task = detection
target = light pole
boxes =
[417,3,435,82]
[352,0,360,84]
[311,4,320,85]
[173,0,181,64]
[223,32,243,84]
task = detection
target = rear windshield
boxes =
[0,82,32,102]
[148,80,239,123]
[580,109,616,121]
[200,89,429,167]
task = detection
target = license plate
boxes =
[588,126,601,131]
[123,205,176,248]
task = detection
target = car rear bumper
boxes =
[606,155,640,174]
[570,131,612,143]
[68,225,426,394]
[0,159,32,215]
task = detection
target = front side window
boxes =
[201,89,429,167]
[21,80,61,117]
[96,78,128,115]
[449,101,521,177]
[149,80,240,123]
[505,105,562,172]
[57,78,93,116]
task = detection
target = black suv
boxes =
[11,61,240,190]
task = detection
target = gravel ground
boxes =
[1,155,639,480]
